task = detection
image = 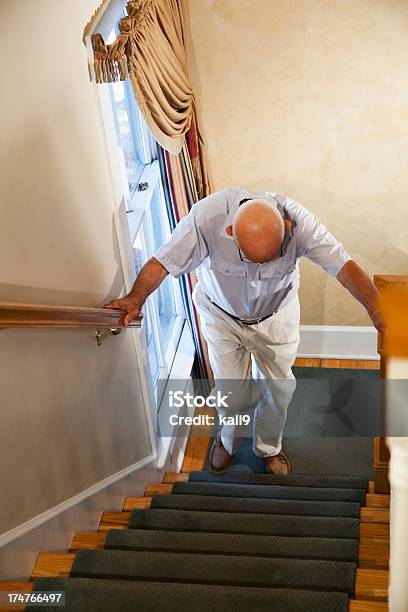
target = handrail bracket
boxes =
[95,328,122,346]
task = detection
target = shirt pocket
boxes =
[260,256,297,280]
[209,257,247,277]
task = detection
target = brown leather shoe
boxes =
[209,434,233,474]
[264,451,292,476]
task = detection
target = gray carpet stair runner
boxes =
[129,509,360,538]
[28,471,369,612]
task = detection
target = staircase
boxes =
[1,470,389,611]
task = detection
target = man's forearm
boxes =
[336,260,385,331]
[128,257,169,307]
[103,257,169,325]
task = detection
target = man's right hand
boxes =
[103,295,142,326]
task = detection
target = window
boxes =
[106,26,187,390]
[109,79,145,197]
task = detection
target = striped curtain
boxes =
[158,141,212,380]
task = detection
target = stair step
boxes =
[172,481,367,503]
[144,483,173,496]
[188,470,369,490]
[130,508,360,539]
[358,543,389,570]
[31,553,75,578]
[98,511,131,531]
[359,523,389,542]
[30,554,388,603]
[105,528,359,562]
[68,529,388,570]
[165,470,374,490]
[27,577,353,612]
[349,601,388,611]
[123,497,151,511]
[365,494,390,508]
[355,569,389,601]
[150,493,361,518]
[71,549,357,594]
[163,472,189,483]
[360,508,389,524]
[70,532,107,551]
[0,582,33,611]
[0,583,32,591]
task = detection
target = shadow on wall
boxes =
[0,99,125,307]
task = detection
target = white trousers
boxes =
[193,285,300,457]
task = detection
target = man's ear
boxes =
[226,225,233,236]
[284,219,294,234]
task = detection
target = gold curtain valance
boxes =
[91,0,194,154]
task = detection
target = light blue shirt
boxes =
[155,187,351,321]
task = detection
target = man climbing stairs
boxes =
[2,469,389,611]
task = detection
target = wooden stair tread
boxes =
[359,543,389,569]
[165,475,380,488]
[0,584,32,592]
[360,523,389,542]
[0,582,33,611]
[355,569,389,602]
[31,553,75,578]
[27,557,389,599]
[349,601,388,611]
[123,497,151,511]
[365,494,390,509]
[70,531,107,551]
[123,498,390,524]
[360,508,390,524]
[145,483,173,496]
[67,531,388,572]
[98,511,131,531]
[163,472,189,483]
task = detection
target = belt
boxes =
[205,294,277,326]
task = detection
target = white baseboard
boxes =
[0,454,161,581]
[297,325,379,360]
[0,455,155,550]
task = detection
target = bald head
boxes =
[232,199,284,263]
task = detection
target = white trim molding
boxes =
[0,454,155,550]
[297,325,379,360]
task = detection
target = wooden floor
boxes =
[181,358,380,472]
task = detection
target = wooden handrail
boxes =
[0,302,142,329]
[378,287,408,358]
[374,275,408,358]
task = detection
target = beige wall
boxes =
[0,0,152,535]
[184,0,408,325]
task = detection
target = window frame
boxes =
[127,161,187,393]
[83,0,196,468]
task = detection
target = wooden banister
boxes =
[373,275,408,494]
[0,302,142,329]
